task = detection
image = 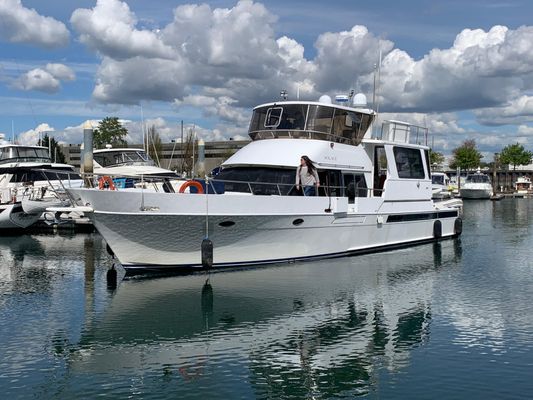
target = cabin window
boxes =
[373,147,387,196]
[318,170,342,197]
[343,173,368,202]
[264,107,283,128]
[94,150,151,167]
[393,147,424,179]
[215,166,296,195]
[306,105,334,134]
[9,169,80,182]
[331,109,367,145]
[424,149,431,179]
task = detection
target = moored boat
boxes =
[67,94,462,271]
[0,141,83,230]
[431,172,451,199]
[514,176,532,197]
[459,170,493,199]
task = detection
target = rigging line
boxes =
[167,126,178,169]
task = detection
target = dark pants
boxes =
[303,186,316,196]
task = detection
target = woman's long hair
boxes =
[301,155,316,175]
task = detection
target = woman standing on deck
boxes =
[296,155,320,196]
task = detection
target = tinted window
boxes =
[215,167,296,195]
[344,173,368,201]
[307,105,334,134]
[393,147,424,179]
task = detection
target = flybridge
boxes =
[248,100,375,146]
[248,99,429,147]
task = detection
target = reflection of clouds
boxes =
[448,302,505,351]
[0,233,112,395]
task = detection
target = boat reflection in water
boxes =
[67,239,462,398]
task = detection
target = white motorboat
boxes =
[0,141,83,229]
[92,147,185,192]
[431,172,451,199]
[459,171,493,199]
[67,94,463,271]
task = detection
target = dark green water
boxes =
[1,199,533,399]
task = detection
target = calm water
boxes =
[1,199,533,399]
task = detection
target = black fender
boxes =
[433,220,442,239]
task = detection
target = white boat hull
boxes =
[459,188,492,199]
[68,189,461,270]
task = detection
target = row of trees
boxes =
[431,140,533,171]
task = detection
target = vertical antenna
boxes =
[140,103,146,152]
[375,45,382,116]
[11,120,14,143]
[296,85,300,100]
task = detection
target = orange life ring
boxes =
[98,176,116,190]
[179,180,204,194]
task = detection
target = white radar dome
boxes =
[352,93,367,107]
[318,95,332,104]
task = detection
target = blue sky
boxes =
[1,0,533,158]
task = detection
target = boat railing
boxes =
[33,169,379,200]
[374,121,429,145]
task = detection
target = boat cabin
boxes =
[216,99,432,203]
[0,145,52,165]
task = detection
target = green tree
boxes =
[146,125,163,166]
[429,149,445,168]
[498,143,532,171]
[449,139,483,170]
[38,133,66,163]
[93,117,128,149]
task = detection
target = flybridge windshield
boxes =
[248,104,373,145]
[0,147,51,163]
[94,150,154,167]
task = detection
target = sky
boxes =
[1,0,533,160]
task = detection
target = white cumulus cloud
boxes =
[70,0,174,60]
[17,123,55,146]
[0,0,69,48]
[12,63,75,93]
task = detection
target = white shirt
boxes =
[296,165,319,186]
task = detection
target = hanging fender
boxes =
[179,180,204,194]
[98,176,116,190]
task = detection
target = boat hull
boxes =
[68,189,461,270]
[459,188,492,199]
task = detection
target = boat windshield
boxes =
[432,175,446,185]
[248,104,373,145]
[466,174,490,183]
[0,146,51,164]
[8,167,80,183]
[94,150,154,167]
